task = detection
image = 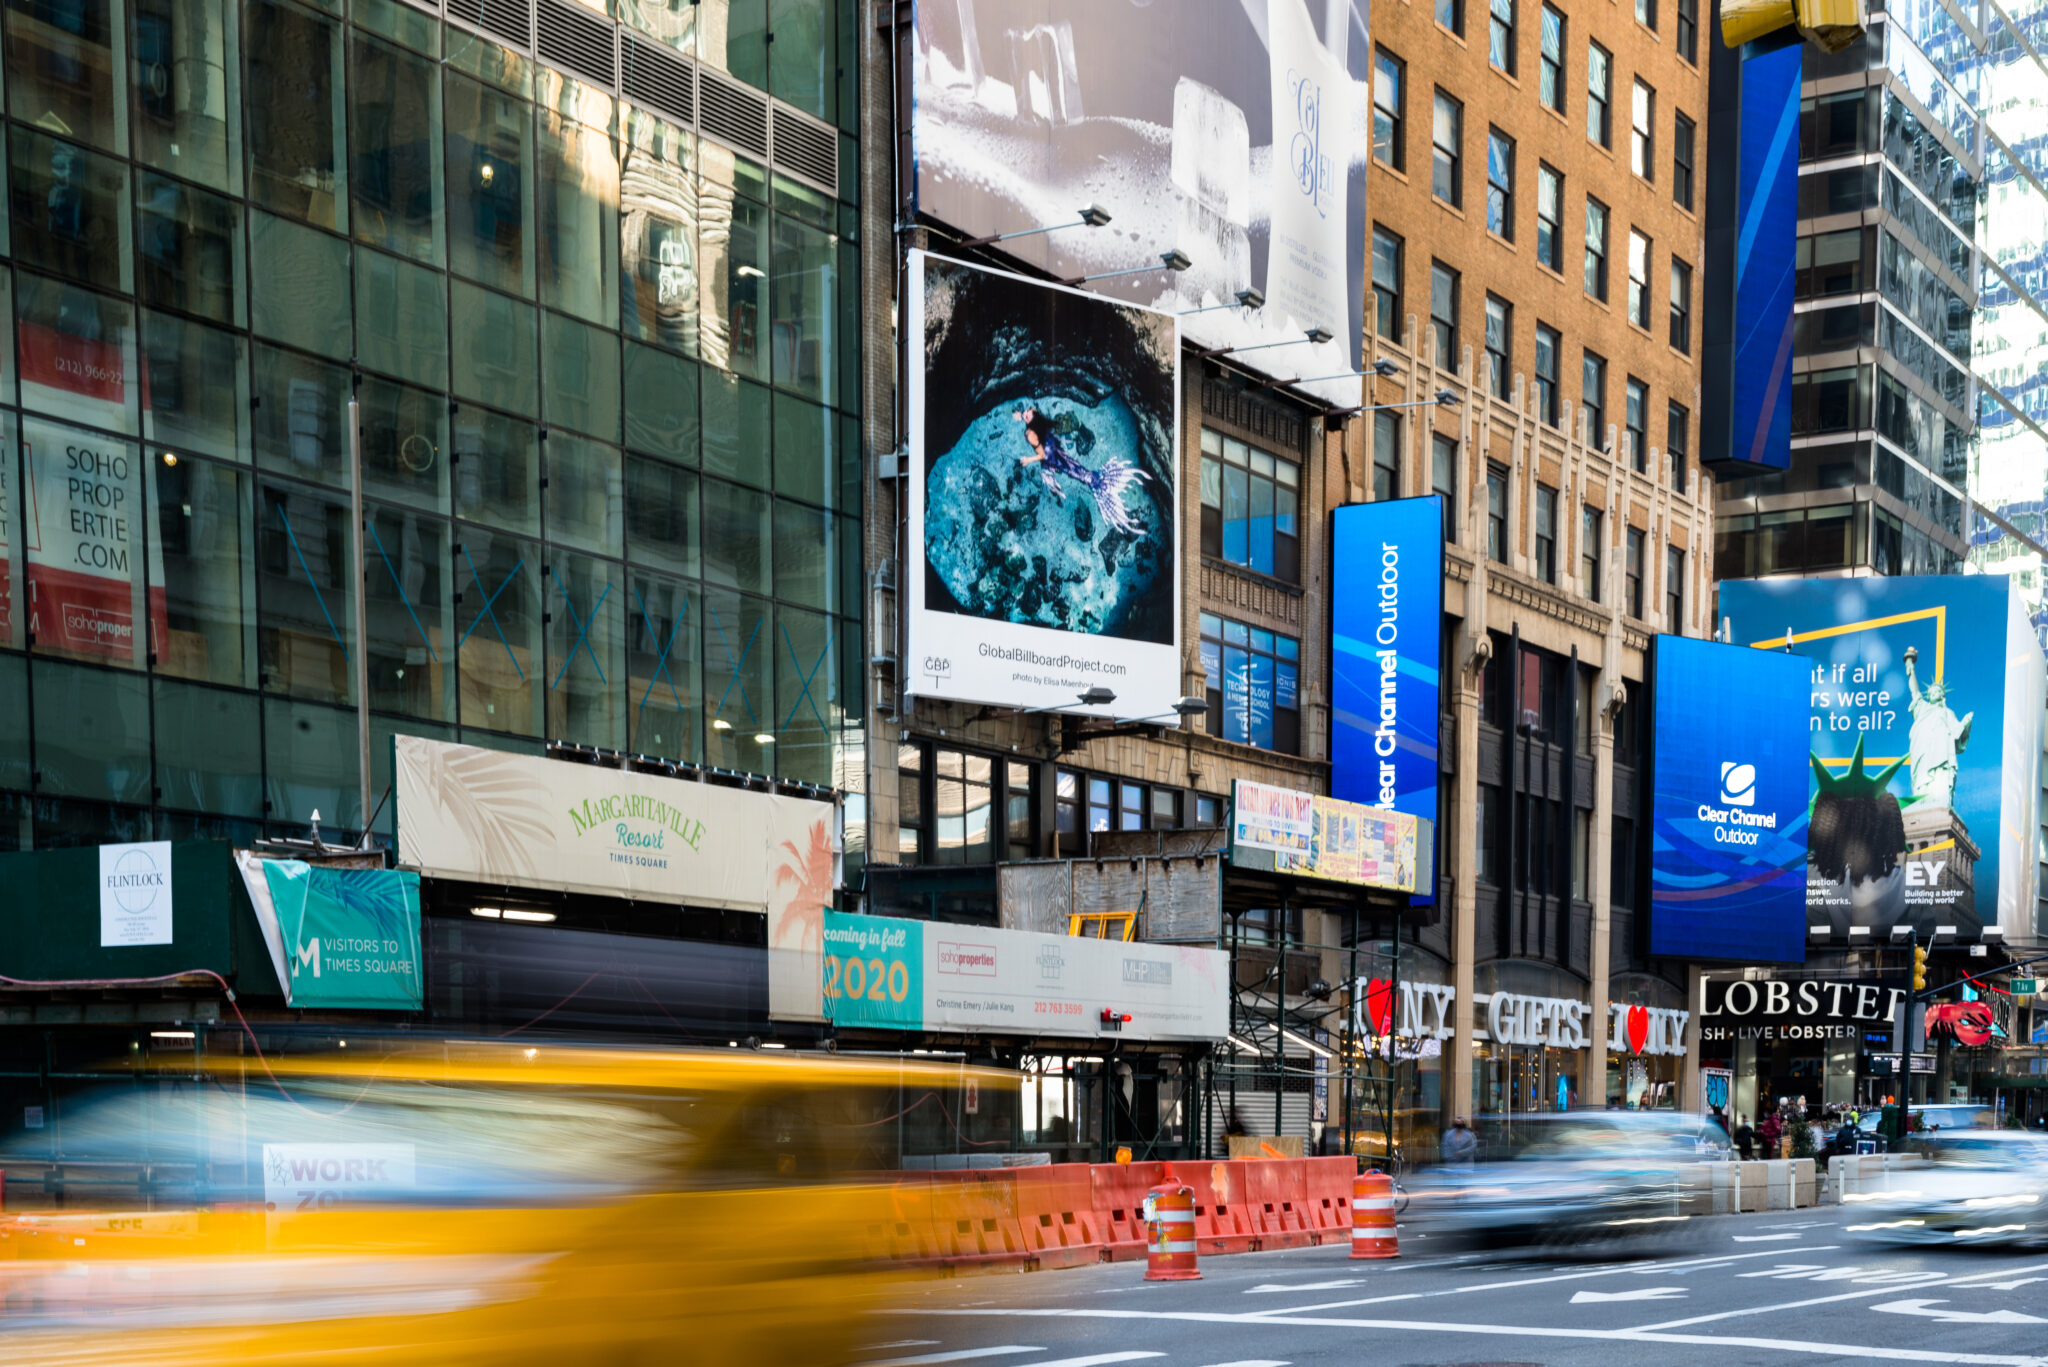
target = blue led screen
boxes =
[1649,634,1812,963]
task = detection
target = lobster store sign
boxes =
[1700,976,1907,1043]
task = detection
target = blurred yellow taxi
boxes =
[0,1044,999,1366]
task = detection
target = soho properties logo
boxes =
[936,942,997,976]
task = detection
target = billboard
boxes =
[390,735,835,1019]
[1331,497,1443,897]
[819,911,1227,1041]
[912,0,1370,407]
[1229,778,1423,893]
[1720,577,2046,940]
[905,251,1181,718]
[1701,38,1799,473]
[1649,636,1813,963]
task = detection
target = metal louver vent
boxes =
[448,0,530,48]
[620,32,694,126]
[535,0,616,87]
[771,107,837,194]
[698,67,770,161]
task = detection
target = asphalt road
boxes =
[861,1209,2048,1367]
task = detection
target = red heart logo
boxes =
[1365,978,1394,1035]
[1626,1005,1650,1055]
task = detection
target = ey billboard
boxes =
[1720,576,2046,940]
[1649,636,1813,963]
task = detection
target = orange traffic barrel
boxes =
[1143,1181,1201,1281]
[1350,1170,1398,1259]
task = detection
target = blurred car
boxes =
[1843,1130,2048,1248]
[1403,1111,1725,1257]
[1912,1103,2001,1136]
[0,1044,1000,1366]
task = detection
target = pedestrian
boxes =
[1734,1114,1755,1161]
[1443,1117,1478,1166]
[1758,1108,1783,1157]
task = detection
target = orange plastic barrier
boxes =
[1301,1155,1359,1245]
[1243,1157,1313,1248]
[1163,1158,1260,1254]
[1089,1160,1165,1260]
[928,1169,1032,1268]
[1142,1182,1201,1281]
[1012,1164,1108,1269]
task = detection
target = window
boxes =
[1582,350,1607,446]
[1487,463,1510,562]
[1534,323,1560,425]
[1534,484,1558,582]
[1625,528,1646,618]
[1625,378,1649,471]
[1372,227,1403,339]
[1200,428,1301,580]
[1536,164,1563,270]
[1540,6,1566,111]
[1007,762,1036,858]
[1628,230,1651,327]
[1087,776,1112,834]
[1587,42,1612,147]
[1430,262,1459,370]
[1432,91,1463,205]
[1119,782,1145,832]
[1373,409,1401,501]
[1669,257,1693,353]
[1490,0,1516,72]
[1201,613,1301,754]
[1149,786,1181,831]
[1673,113,1696,209]
[1665,547,1685,629]
[1484,295,1512,399]
[1583,197,1608,299]
[1476,785,1500,882]
[1438,0,1465,32]
[1486,129,1515,239]
[1667,400,1690,491]
[1579,506,1603,601]
[1374,48,1406,170]
[1433,435,1458,543]
[1055,770,1080,844]
[1572,808,1593,900]
[1677,0,1698,62]
[1631,81,1655,180]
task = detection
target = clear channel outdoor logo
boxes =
[1719,761,1756,807]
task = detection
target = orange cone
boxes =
[1350,1170,1398,1259]
[1143,1182,1201,1280]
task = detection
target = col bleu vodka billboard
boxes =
[1649,635,1812,963]
[1332,499,1442,891]
[1719,576,2045,941]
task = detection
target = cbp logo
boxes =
[1719,762,1757,808]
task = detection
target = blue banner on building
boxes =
[1727,42,1801,472]
[1331,499,1443,893]
[1649,635,1812,963]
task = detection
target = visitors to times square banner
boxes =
[1720,576,2045,941]
[912,0,1371,409]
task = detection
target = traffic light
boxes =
[1911,942,1929,992]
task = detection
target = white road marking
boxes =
[1246,1280,1363,1294]
[858,1344,942,1354]
[867,1348,1047,1367]
[1191,1361,1291,1366]
[1238,1246,1837,1318]
[1570,1287,1689,1303]
[1968,1277,2046,1292]
[1025,1356,1164,1367]
[1631,1261,2048,1332]
[1733,1234,1803,1242]
[889,1307,2048,1365]
[1873,1299,2048,1325]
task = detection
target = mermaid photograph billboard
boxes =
[906,251,1181,717]
[1719,576,2045,941]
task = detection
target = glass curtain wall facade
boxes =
[1714,1,2048,608]
[0,0,861,849]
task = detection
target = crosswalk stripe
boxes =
[1192,1360,1291,1366]
[867,1349,1047,1367]
[1025,1356,1164,1367]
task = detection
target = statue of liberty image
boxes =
[1902,645,1973,810]
[1012,405,1152,538]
